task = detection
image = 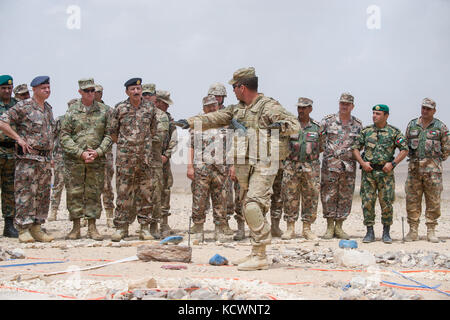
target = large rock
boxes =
[137,244,192,263]
[334,249,376,268]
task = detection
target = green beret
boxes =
[373,104,389,113]
[0,75,13,86]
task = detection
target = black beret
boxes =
[124,78,142,88]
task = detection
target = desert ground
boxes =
[0,161,448,300]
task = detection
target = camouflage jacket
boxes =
[406,117,450,173]
[0,97,18,159]
[286,118,322,164]
[60,100,112,162]
[320,113,363,172]
[110,98,157,167]
[0,98,55,162]
[352,123,408,165]
[162,111,178,159]
[52,115,65,161]
[151,107,170,168]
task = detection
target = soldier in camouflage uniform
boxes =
[13,84,30,101]
[281,97,322,240]
[109,78,158,242]
[94,84,115,228]
[48,114,65,222]
[176,67,300,271]
[154,90,178,237]
[319,93,363,239]
[0,75,18,238]
[353,104,408,243]
[268,168,284,237]
[61,79,112,240]
[404,98,450,243]
[0,76,55,243]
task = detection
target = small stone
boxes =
[190,288,219,300]
[6,248,25,259]
[167,288,187,300]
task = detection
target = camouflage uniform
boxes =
[282,118,321,223]
[60,100,112,221]
[320,113,363,221]
[269,167,284,220]
[50,115,65,213]
[0,98,55,227]
[0,97,17,219]
[405,117,449,227]
[161,112,178,218]
[110,98,157,227]
[352,124,408,226]
[102,105,115,213]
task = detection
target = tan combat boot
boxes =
[214,223,227,242]
[426,225,439,243]
[150,222,161,239]
[190,222,204,234]
[221,220,235,236]
[233,220,245,241]
[65,219,81,240]
[18,226,35,243]
[270,218,283,237]
[322,218,335,239]
[87,219,103,241]
[111,225,129,242]
[334,220,350,240]
[30,224,54,242]
[302,221,318,240]
[139,224,155,241]
[281,221,296,240]
[80,218,87,228]
[105,208,114,228]
[404,223,419,242]
[160,215,174,237]
[237,245,269,271]
[47,207,58,222]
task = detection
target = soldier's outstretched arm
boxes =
[264,104,300,136]
[186,106,234,131]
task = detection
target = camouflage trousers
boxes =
[114,163,155,227]
[0,157,15,219]
[14,159,51,227]
[235,162,279,246]
[101,151,115,211]
[50,157,64,211]
[321,164,356,221]
[360,170,395,226]
[282,160,320,223]
[64,160,105,221]
[269,167,283,220]
[233,180,244,222]
[161,161,173,217]
[149,166,163,223]
[191,165,228,225]
[405,167,443,227]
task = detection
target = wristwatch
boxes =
[391,161,397,168]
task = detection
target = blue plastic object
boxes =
[339,240,358,249]
[159,236,183,245]
[209,254,228,266]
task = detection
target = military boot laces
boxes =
[66,219,81,240]
[18,227,35,243]
[233,220,245,241]
[214,224,228,243]
[427,226,439,243]
[111,226,129,242]
[270,218,283,238]
[47,208,58,222]
[281,221,296,240]
[404,224,419,242]
[363,226,375,243]
[139,224,154,241]
[237,245,269,271]
[3,217,18,238]
[382,225,392,244]
[233,244,265,266]
[87,219,103,241]
[322,218,335,239]
[30,224,54,242]
[302,222,318,240]
[334,220,350,240]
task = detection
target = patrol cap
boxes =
[156,90,173,105]
[296,97,313,107]
[95,85,103,92]
[373,104,389,114]
[339,92,354,104]
[422,98,436,109]
[30,76,50,87]
[142,83,156,95]
[228,67,256,85]
[202,95,218,107]
[124,78,142,89]
[78,78,96,90]
[13,84,29,95]
[208,82,227,97]
[0,75,13,86]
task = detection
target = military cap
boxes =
[156,90,173,105]
[208,82,227,97]
[78,78,96,90]
[422,97,436,109]
[124,78,142,88]
[202,95,218,107]
[13,84,29,95]
[0,75,13,86]
[30,76,50,87]
[95,85,103,92]
[373,104,389,113]
[339,92,354,104]
[296,97,313,107]
[228,67,256,85]
[142,83,156,95]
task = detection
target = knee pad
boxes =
[244,202,265,232]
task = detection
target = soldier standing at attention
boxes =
[352,104,408,243]
[48,114,65,222]
[176,67,300,271]
[0,76,55,243]
[404,98,449,243]
[0,75,18,238]
[319,93,363,240]
[13,84,30,101]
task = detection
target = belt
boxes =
[17,148,50,157]
[370,163,386,171]
[0,141,15,148]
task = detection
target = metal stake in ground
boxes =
[188,215,192,248]
[402,217,405,243]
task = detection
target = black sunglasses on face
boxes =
[142,93,155,97]
[83,88,96,93]
[232,84,241,89]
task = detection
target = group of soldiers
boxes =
[0,67,448,271]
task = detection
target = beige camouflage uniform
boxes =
[49,115,65,217]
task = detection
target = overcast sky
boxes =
[2,0,449,132]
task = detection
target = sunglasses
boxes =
[82,88,96,93]
[142,93,155,97]
[232,83,241,89]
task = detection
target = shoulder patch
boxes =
[323,114,334,120]
[310,118,320,126]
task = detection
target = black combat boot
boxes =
[362,226,375,243]
[3,217,18,238]
[382,225,392,244]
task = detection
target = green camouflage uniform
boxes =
[405,117,450,227]
[352,124,408,226]
[102,104,115,212]
[60,100,112,221]
[50,115,65,213]
[161,112,178,218]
